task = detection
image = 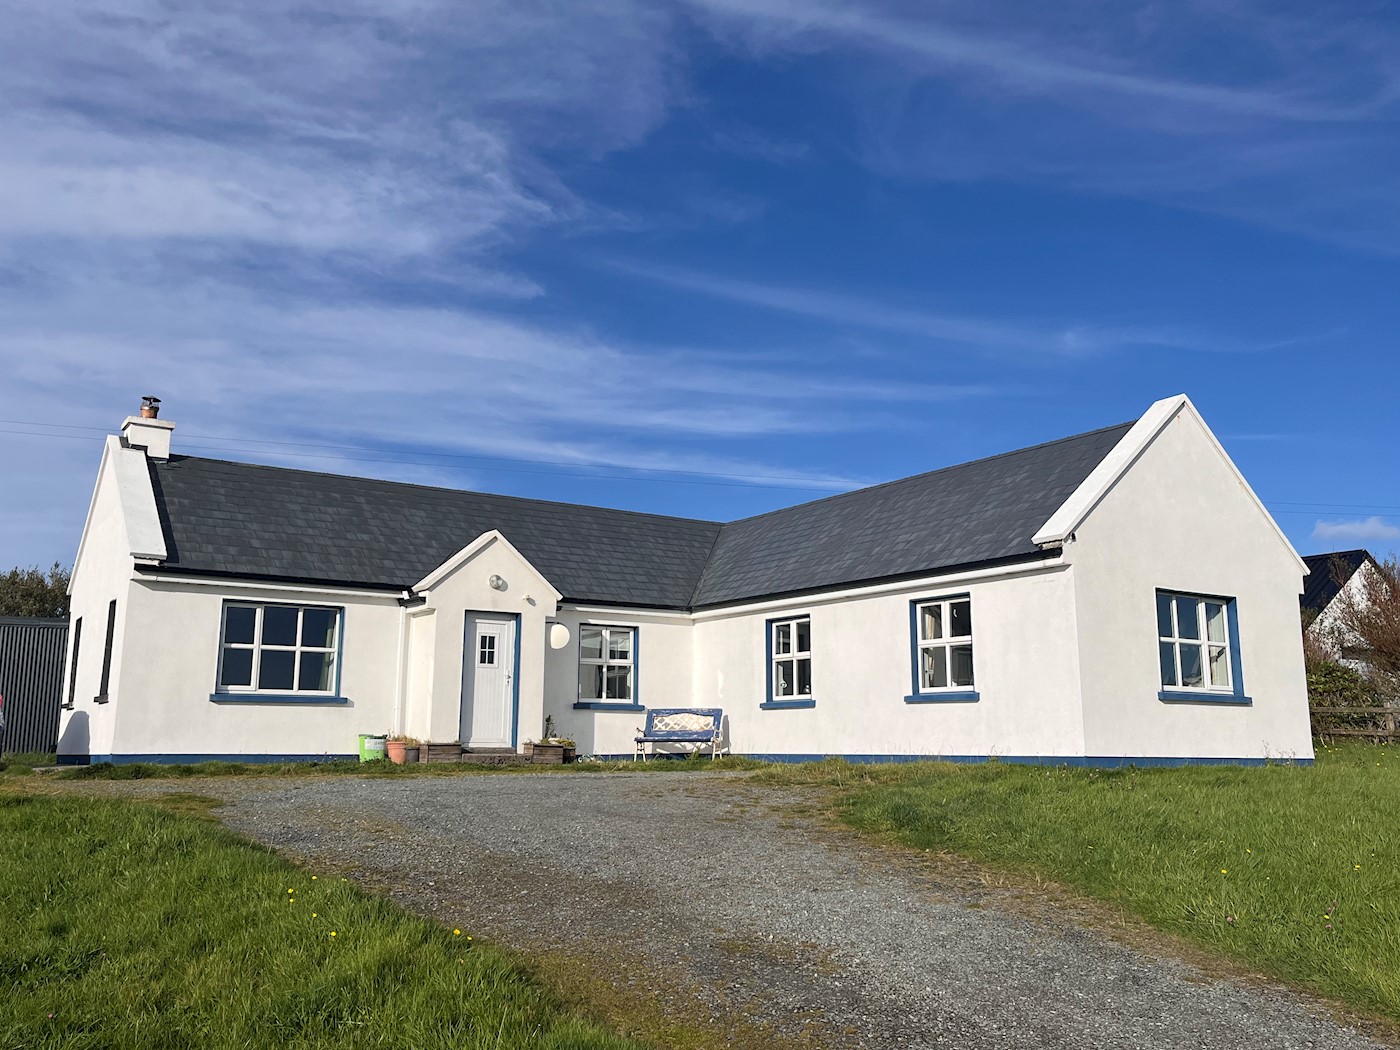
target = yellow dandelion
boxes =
[312,876,318,881]
[312,913,318,918]
[288,889,294,894]
[1355,864,1361,870]
[1220,869,1228,875]
[330,931,337,937]
[454,929,461,936]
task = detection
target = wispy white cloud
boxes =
[607,260,1282,357]
[1312,517,1400,543]
[684,0,1400,251]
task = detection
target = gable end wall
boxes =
[1065,408,1312,761]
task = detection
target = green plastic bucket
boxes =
[358,734,388,762]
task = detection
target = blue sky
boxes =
[2,0,1398,570]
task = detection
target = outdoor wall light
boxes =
[488,574,508,591]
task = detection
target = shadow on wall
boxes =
[57,710,90,758]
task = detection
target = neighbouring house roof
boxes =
[144,421,1134,609]
[1301,550,1375,616]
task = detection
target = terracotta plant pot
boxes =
[386,739,409,764]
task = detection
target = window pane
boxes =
[950,600,971,639]
[262,606,299,647]
[921,604,943,641]
[605,666,632,700]
[579,664,604,700]
[259,650,296,691]
[775,660,794,696]
[220,647,254,688]
[1175,597,1200,640]
[478,636,496,666]
[580,627,603,661]
[1205,603,1227,644]
[1159,642,1177,687]
[795,619,810,654]
[298,651,333,692]
[301,608,338,648]
[224,606,256,645]
[921,646,947,689]
[1156,593,1173,638]
[608,630,632,662]
[774,623,792,655]
[796,657,811,696]
[1179,644,1204,688]
[1209,645,1231,689]
[950,644,974,687]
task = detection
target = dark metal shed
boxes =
[0,616,68,755]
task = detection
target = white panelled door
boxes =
[460,615,516,747]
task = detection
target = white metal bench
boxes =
[634,708,724,760]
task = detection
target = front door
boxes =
[460,615,516,747]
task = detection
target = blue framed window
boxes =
[1156,591,1250,704]
[763,616,812,708]
[578,625,636,702]
[217,602,342,695]
[906,594,978,702]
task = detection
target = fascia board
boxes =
[112,442,168,561]
[1033,394,1306,574]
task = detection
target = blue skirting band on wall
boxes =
[587,753,1312,768]
[57,753,360,766]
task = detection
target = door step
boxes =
[420,743,528,766]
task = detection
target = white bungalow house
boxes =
[56,394,1314,767]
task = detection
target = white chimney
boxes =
[121,395,174,460]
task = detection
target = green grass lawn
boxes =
[759,742,1400,1025]
[0,793,647,1050]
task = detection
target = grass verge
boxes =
[28,754,767,781]
[0,792,647,1050]
[755,742,1400,1024]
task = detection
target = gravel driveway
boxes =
[110,771,1388,1049]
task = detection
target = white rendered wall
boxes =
[57,442,132,760]
[689,565,1086,760]
[1066,408,1313,761]
[110,579,402,758]
[411,536,558,749]
[545,607,694,756]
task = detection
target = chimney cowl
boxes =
[139,395,162,419]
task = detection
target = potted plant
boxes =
[386,735,421,765]
[525,717,576,764]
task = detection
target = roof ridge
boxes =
[160,454,724,530]
[718,421,1135,528]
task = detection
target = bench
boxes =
[634,708,724,761]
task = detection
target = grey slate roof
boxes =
[146,421,1132,609]
[690,423,1132,606]
[148,459,722,608]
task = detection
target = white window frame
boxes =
[218,602,341,695]
[577,624,636,702]
[914,596,975,693]
[1157,592,1233,693]
[769,616,812,701]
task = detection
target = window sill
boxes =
[209,693,349,705]
[572,701,645,711]
[760,699,815,710]
[1158,690,1252,706]
[904,691,979,704]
